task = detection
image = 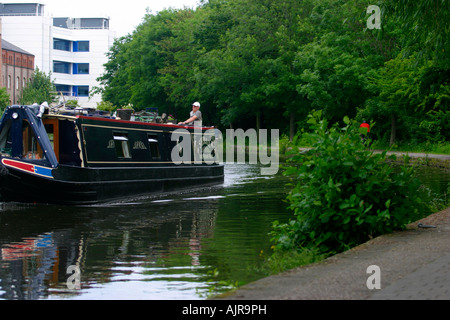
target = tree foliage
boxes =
[0,88,10,114]
[20,68,56,105]
[96,0,449,146]
[382,0,450,66]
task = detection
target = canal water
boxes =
[0,163,448,300]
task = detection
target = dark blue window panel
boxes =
[72,63,89,75]
[78,63,89,74]
[53,61,71,74]
[78,86,89,97]
[77,41,90,52]
[55,85,71,96]
[53,38,71,51]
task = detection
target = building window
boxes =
[8,76,11,89]
[77,86,89,97]
[73,63,89,74]
[74,41,90,52]
[53,38,71,51]
[53,61,71,74]
[55,85,71,96]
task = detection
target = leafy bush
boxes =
[0,88,10,114]
[271,110,426,254]
[96,101,116,112]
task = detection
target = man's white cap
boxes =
[192,102,201,108]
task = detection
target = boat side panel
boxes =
[0,163,224,205]
[77,117,218,168]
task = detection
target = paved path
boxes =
[298,148,450,160]
[218,207,450,300]
[217,151,449,300]
[384,150,450,159]
[380,150,450,162]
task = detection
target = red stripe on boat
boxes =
[2,159,35,173]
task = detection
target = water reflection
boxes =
[0,163,448,300]
[0,164,290,300]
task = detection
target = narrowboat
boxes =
[0,104,224,205]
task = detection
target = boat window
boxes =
[148,134,161,160]
[0,119,12,156]
[58,120,82,166]
[43,119,60,162]
[113,132,131,159]
[22,120,45,160]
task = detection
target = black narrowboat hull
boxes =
[0,160,224,205]
[0,104,224,205]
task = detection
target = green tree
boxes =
[157,8,209,120]
[0,87,10,114]
[94,35,133,108]
[126,9,178,111]
[96,9,182,113]
[196,0,316,131]
[95,0,447,146]
[361,56,449,146]
[20,68,56,105]
[382,0,450,67]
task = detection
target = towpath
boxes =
[219,206,450,300]
[218,152,449,300]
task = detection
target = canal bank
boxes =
[294,148,450,167]
[218,206,450,300]
[380,150,450,169]
[217,152,450,300]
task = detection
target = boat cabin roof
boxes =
[0,105,219,169]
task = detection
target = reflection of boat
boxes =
[0,196,219,299]
[1,233,53,261]
[0,104,224,205]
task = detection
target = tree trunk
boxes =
[256,112,261,132]
[390,114,396,147]
[289,112,295,142]
[256,112,261,144]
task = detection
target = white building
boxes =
[0,2,116,108]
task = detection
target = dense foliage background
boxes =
[95,0,449,148]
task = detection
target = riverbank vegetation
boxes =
[271,111,432,255]
[94,0,448,151]
[264,111,449,277]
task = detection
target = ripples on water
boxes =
[0,163,448,300]
[0,164,291,300]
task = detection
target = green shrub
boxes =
[271,110,426,254]
[96,101,116,112]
